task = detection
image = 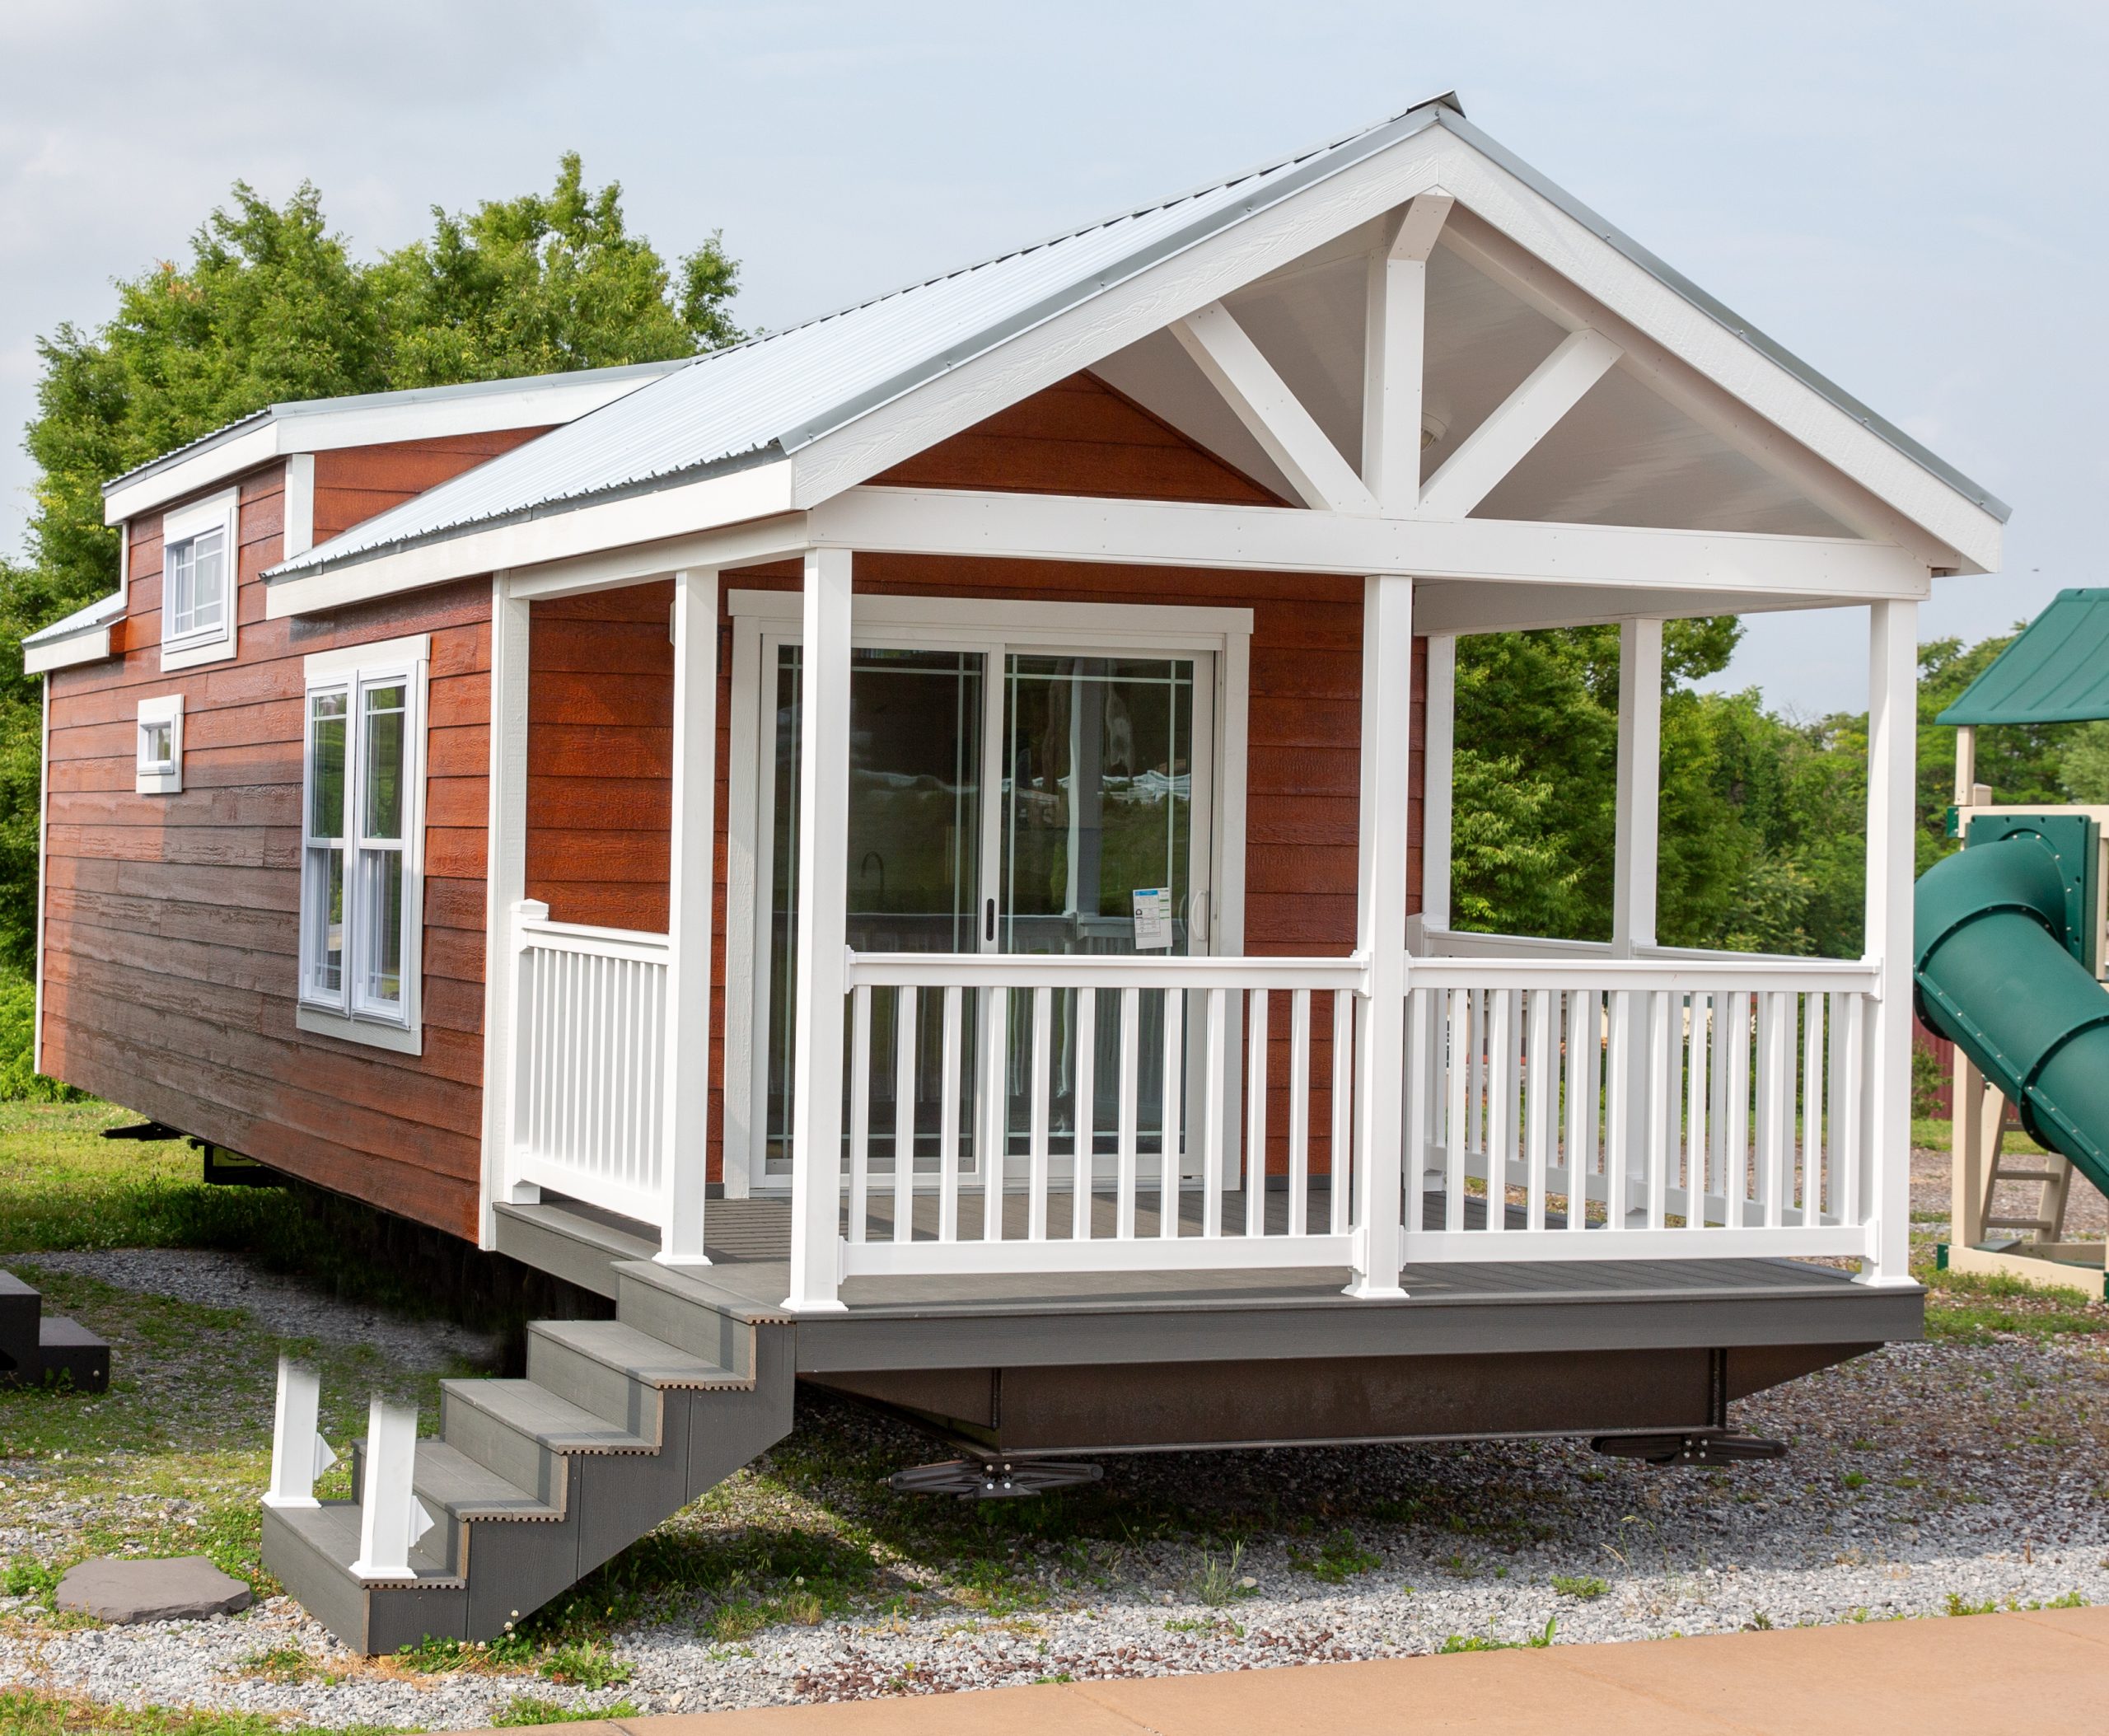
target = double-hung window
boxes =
[160,489,239,670]
[298,634,428,1053]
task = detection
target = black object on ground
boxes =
[1591,1431,1789,1467]
[0,1270,110,1392]
[890,1456,1106,1499]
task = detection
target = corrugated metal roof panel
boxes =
[1938,590,2109,726]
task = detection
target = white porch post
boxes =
[1611,617,1663,957]
[783,548,852,1312]
[479,578,534,1243]
[1348,573,1413,1298]
[1860,597,1919,1286]
[1417,634,1456,943]
[659,568,720,1265]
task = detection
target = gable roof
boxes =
[1938,589,2109,727]
[268,91,2008,584]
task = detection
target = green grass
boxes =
[0,1688,406,1736]
[1287,1529,1381,1584]
[1438,1617,1557,1653]
[1920,1266,2108,1344]
[1550,1573,1607,1600]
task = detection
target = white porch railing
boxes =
[505,901,670,1227]
[1401,957,1878,1261]
[837,952,1367,1277]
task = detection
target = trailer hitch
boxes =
[1592,1432,1788,1467]
[890,1455,1104,1500]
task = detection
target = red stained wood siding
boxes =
[40,435,521,1239]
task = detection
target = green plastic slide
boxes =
[1913,818,2109,1200]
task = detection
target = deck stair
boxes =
[0,1270,109,1392]
[261,1261,793,1654]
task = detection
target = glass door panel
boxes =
[998,657,1201,1177]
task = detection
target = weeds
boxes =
[1194,1542,1259,1607]
[1550,1574,1607,1600]
[1288,1530,1381,1584]
[1438,1618,1556,1653]
[493,1697,639,1726]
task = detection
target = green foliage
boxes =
[536,1641,634,1688]
[493,1701,639,1729]
[1438,1617,1557,1652]
[1286,1529,1380,1583]
[1910,1044,1946,1120]
[0,159,741,973]
[1550,1573,1607,1599]
[0,970,80,1102]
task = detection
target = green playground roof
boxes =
[1938,588,2109,726]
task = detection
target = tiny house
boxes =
[26,95,2004,1649]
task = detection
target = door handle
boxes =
[984,898,995,945]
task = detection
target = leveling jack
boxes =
[890,1454,1105,1500]
[1592,1432,1789,1467]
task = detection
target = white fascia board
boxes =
[102,370,668,527]
[1419,137,2004,575]
[786,123,1457,510]
[505,513,813,602]
[265,460,797,618]
[24,625,114,676]
[1412,578,1899,635]
[811,486,1931,601]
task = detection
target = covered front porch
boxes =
[484,545,1920,1314]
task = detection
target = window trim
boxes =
[135,694,184,795]
[297,633,429,1055]
[159,489,241,671]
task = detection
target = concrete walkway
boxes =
[509,1606,2109,1734]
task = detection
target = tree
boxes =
[0,161,742,974]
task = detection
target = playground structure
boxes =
[1917,588,2109,1298]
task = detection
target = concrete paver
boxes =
[500,1606,2109,1736]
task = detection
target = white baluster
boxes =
[983,985,1009,1244]
[1160,987,1185,1241]
[892,985,917,1243]
[1029,986,1052,1242]
[1483,990,1512,1234]
[1204,987,1228,1239]
[938,985,961,1242]
[1288,989,1312,1238]
[1686,992,1711,1230]
[1605,990,1633,1231]
[847,985,871,1245]
[1073,988,1097,1242]
[348,1396,433,1582]
[1335,988,1358,1237]
[1116,987,1141,1239]
[1801,991,1826,1227]
[1524,989,1552,1232]
[1646,988,1673,1230]
[1444,988,1469,1233]
[264,1358,334,1509]
[1245,988,1270,1237]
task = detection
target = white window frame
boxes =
[719,590,1251,1197]
[135,694,184,794]
[297,634,429,1055]
[159,489,240,671]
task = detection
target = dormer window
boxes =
[160,489,239,671]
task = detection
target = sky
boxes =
[2,1,2103,714]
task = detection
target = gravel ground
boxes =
[18,1249,501,1368]
[1912,1141,2109,1243]
[2,1238,2106,1728]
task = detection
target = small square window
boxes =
[136,695,183,794]
[160,489,239,671]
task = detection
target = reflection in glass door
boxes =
[998,657,1202,1175]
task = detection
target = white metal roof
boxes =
[266,92,2007,583]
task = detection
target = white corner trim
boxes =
[297,1004,424,1055]
[303,632,430,681]
[283,453,316,559]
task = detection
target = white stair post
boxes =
[263,1357,335,1509]
[348,1396,433,1580]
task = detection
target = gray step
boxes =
[440,1378,652,1504]
[262,1500,468,1655]
[526,1318,746,1433]
[612,1259,768,1375]
[35,1317,110,1392]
